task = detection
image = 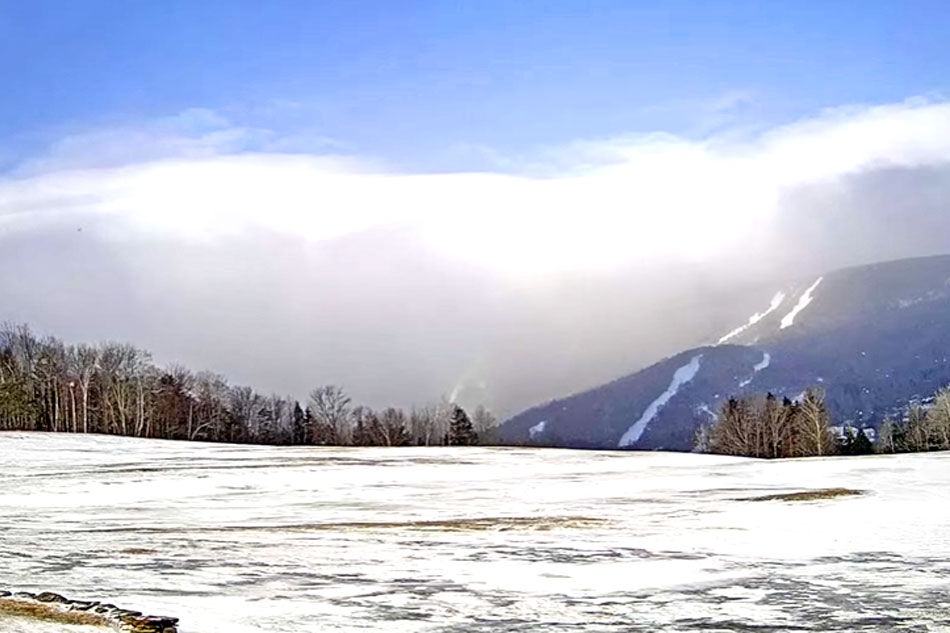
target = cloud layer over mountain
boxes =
[2,98,949,414]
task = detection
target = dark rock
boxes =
[0,589,179,633]
[36,592,68,603]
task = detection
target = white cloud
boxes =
[3,97,950,413]
[2,98,950,277]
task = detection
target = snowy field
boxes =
[2,433,950,632]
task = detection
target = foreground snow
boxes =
[2,433,950,632]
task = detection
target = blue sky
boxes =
[2,0,949,171]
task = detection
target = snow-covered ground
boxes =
[2,432,950,632]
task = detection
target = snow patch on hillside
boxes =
[696,403,716,419]
[618,354,703,448]
[739,352,771,388]
[896,289,947,308]
[780,277,823,329]
[528,421,547,439]
[898,297,925,309]
[718,292,786,343]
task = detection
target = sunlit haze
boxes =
[2,1,949,413]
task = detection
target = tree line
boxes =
[877,388,950,453]
[0,323,495,447]
[697,386,950,458]
[695,389,837,458]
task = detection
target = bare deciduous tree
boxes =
[308,385,352,445]
[795,388,834,457]
[376,407,410,446]
[471,405,498,445]
[704,389,834,458]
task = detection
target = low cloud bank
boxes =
[2,99,949,414]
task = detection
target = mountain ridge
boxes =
[499,253,950,450]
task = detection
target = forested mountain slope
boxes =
[500,255,950,450]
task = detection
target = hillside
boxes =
[500,254,950,450]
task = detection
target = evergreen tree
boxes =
[837,427,856,455]
[291,401,307,445]
[852,428,873,455]
[448,405,478,446]
[304,407,315,445]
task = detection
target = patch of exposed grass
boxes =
[742,488,864,502]
[287,516,607,532]
[86,516,606,535]
[0,598,109,627]
[327,516,606,532]
[119,547,158,555]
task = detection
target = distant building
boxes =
[830,424,876,443]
